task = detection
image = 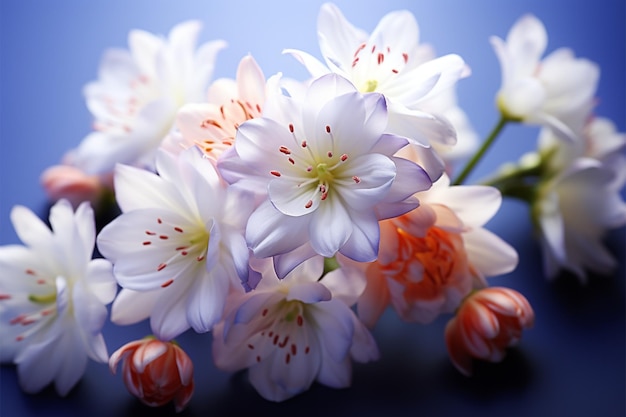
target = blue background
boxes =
[1,1,624,416]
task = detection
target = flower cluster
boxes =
[1,3,624,412]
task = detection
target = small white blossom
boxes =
[491,14,599,141]
[212,257,378,402]
[97,147,253,340]
[70,21,226,174]
[0,200,116,395]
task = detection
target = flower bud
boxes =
[445,287,534,376]
[40,164,107,208]
[109,337,194,412]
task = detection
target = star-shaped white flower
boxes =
[97,147,254,340]
[0,200,117,395]
[284,2,468,179]
[219,73,431,274]
[70,20,226,174]
[491,14,599,141]
[212,256,378,402]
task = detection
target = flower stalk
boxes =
[453,116,509,185]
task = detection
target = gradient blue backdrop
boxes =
[1,1,624,416]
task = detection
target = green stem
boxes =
[452,116,508,185]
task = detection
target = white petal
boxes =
[113,163,187,214]
[321,266,366,306]
[349,315,380,362]
[186,264,230,333]
[369,10,419,54]
[316,355,351,389]
[309,197,352,257]
[437,184,502,227]
[72,280,109,362]
[236,55,267,105]
[311,300,354,362]
[283,49,332,79]
[246,200,310,258]
[10,205,52,250]
[387,103,457,147]
[188,39,228,102]
[317,3,368,71]
[128,29,162,76]
[313,90,385,155]
[269,178,321,216]
[338,210,380,262]
[286,282,332,304]
[85,258,117,305]
[150,279,194,340]
[111,288,158,325]
[464,228,519,277]
[536,190,567,264]
[273,244,318,280]
[248,354,302,402]
[384,155,432,202]
[506,14,547,79]
[337,153,396,209]
[499,77,545,119]
[303,75,360,128]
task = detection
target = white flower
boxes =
[491,14,599,141]
[355,174,518,327]
[534,158,626,281]
[97,147,254,340]
[284,2,468,180]
[533,116,626,281]
[539,117,626,187]
[162,54,266,161]
[219,73,431,273]
[70,21,226,174]
[0,200,116,395]
[212,256,378,402]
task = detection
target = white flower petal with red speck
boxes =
[0,200,115,395]
[98,147,253,339]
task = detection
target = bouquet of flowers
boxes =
[1,2,624,412]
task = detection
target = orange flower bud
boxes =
[445,287,534,376]
[109,338,194,412]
